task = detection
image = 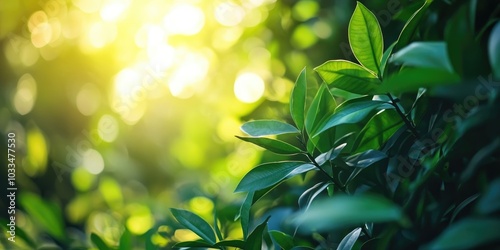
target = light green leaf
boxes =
[19,193,66,241]
[294,195,405,232]
[424,218,500,250]
[314,99,392,136]
[170,208,216,245]
[378,68,461,94]
[241,120,299,137]
[314,60,380,95]
[235,161,314,192]
[395,0,433,50]
[270,230,295,250]
[236,136,303,155]
[91,233,112,250]
[391,42,454,73]
[245,217,270,250]
[305,83,337,152]
[337,227,362,250]
[348,2,384,75]
[291,68,307,130]
[489,22,500,79]
[380,42,396,78]
[353,109,403,153]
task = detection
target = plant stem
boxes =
[306,153,347,193]
[386,93,420,139]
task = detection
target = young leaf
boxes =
[314,99,392,136]
[91,233,112,250]
[424,218,500,250]
[349,2,384,75]
[390,42,454,73]
[380,42,396,78]
[314,60,380,95]
[269,230,295,250]
[245,217,270,250]
[235,161,314,192]
[291,68,307,131]
[395,0,432,50]
[378,68,461,94]
[236,136,303,155]
[337,227,362,250]
[241,120,299,137]
[170,208,216,245]
[19,193,66,241]
[353,109,403,153]
[294,195,405,232]
[305,83,337,152]
[489,22,500,79]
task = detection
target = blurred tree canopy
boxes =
[0,0,437,248]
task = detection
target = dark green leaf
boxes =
[91,233,112,250]
[298,182,329,211]
[395,0,432,50]
[237,191,254,240]
[170,208,216,245]
[345,150,387,168]
[314,99,391,136]
[236,136,303,155]
[294,195,405,232]
[390,42,454,72]
[461,137,500,181]
[314,60,380,95]
[291,68,307,130]
[19,193,66,241]
[172,240,214,248]
[450,194,479,223]
[235,161,314,192]
[119,229,132,250]
[291,247,315,250]
[489,22,500,79]
[353,109,403,153]
[476,178,500,214]
[349,2,383,75]
[337,227,362,250]
[241,120,299,137]
[378,68,461,94]
[245,217,270,250]
[213,208,223,241]
[315,142,348,166]
[215,240,246,248]
[424,218,500,250]
[269,230,295,250]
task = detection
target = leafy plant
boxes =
[171,1,500,249]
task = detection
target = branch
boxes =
[386,93,420,139]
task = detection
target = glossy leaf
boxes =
[314,99,391,136]
[235,161,314,192]
[378,68,461,94]
[245,217,270,250]
[91,233,112,250]
[395,0,432,50]
[298,182,329,211]
[345,150,387,168]
[424,218,500,250]
[390,42,454,72]
[314,60,380,95]
[19,193,66,241]
[291,68,307,130]
[236,136,303,155]
[349,2,383,75]
[305,83,337,152]
[489,22,500,79]
[294,195,405,232]
[241,120,299,137]
[170,208,216,245]
[337,227,362,250]
[353,109,403,153]
[270,230,295,250]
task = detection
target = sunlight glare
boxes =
[168,51,209,98]
[13,74,37,115]
[100,0,130,22]
[234,72,265,103]
[214,2,246,27]
[163,3,205,35]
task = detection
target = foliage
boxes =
[171,1,500,249]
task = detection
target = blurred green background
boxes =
[0,0,408,248]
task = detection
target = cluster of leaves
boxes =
[169,0,500,249]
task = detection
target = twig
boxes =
[387,93,420,139]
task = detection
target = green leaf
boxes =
[19,192,66,241]
[395,0,432,50]
[476,178,500,214]
[314,99,392,136]
[291,68,307,130]
[489,22,500,79]
[348,2,383,75]
[213,209,223,241]
[236,136,303,155]
[345,150,387,168]
[119,229,132,250]
[91,233,112,250]
[298,182,329,211]
[390,42,454,73]
[294,195,405,232]
[238,192,254,240]
[269,230,295,250]
[245,217,270,250]
[305,83,337,152]
[235,161,314,192]
[337,227,362,250]
[241,120,299,137]
[215,240,246,248]
[170,208,216,245]
[172,240,214,248]
[380,42,396,78]
[314,60,380,95]
[353,109,403,153]
[378,68,461,94]
[424,218,500,250]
